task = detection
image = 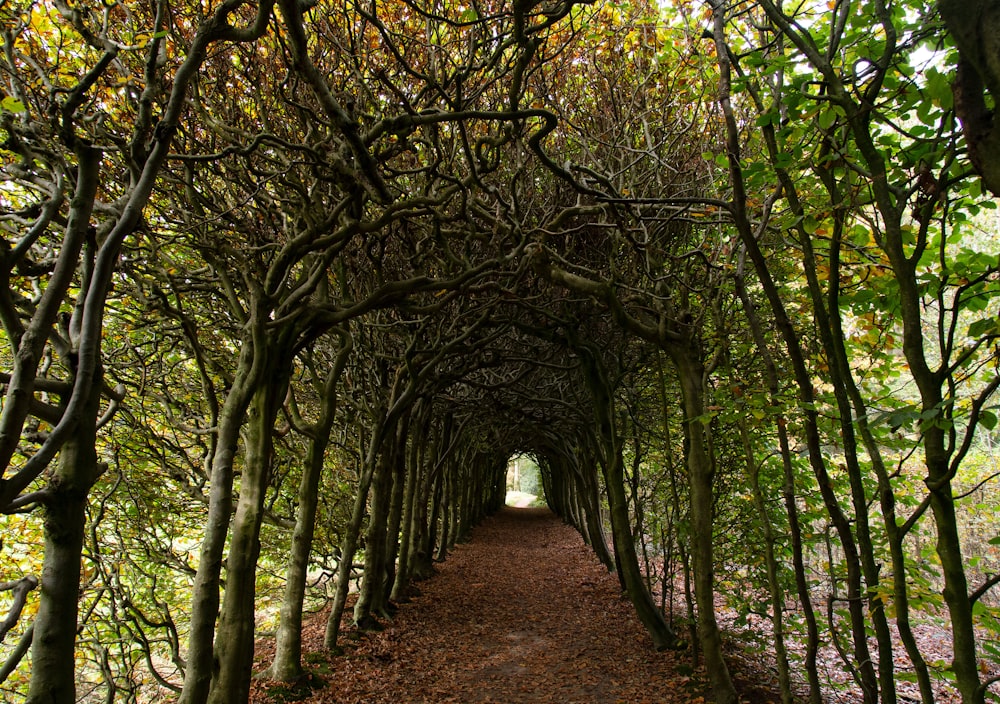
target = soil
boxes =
[251,507,779,704]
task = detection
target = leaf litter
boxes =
[251,507,786,703]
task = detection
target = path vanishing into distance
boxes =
[253,507,776,704]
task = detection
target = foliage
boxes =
[0,1,998,703]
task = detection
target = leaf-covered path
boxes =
[254,506,760,704]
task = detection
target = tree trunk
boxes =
[882,208,984,704]
[732,268,823,702]
[324,409,385,649]
[382,417,408,572]
[737,414,793,704]
[425,468,445,571]
[938,0,1000,197]
[353,439,396,629]
[209,354,290,704]
[391,407,424,601]
[669,344,737,704]
[268,332,351,681]
[435,468,452,561]
[821,227,900,703]
[380,422,406,609]
[738,220,876,701]
[179,341,259,704]
[403,414,440,586]
[25,380,101,704]
[578,344,680,652]
[575,456,615,571]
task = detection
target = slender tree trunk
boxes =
[707,2,871,695]
[25,380,101,704]
[436,467,452,561]
[709,21,877,687]
[382,425,408,596]
[834,353,935,703]
[391,407,424,601]
[268,332,352,681]
[425,468,445,570]
[406,416,440,585]
[733,267,822,702]
[179,343,259,704]
[578,344,680,652]
[17,145,99,704]
[209,354,290,704]
[324,406,387,649]
[670,344,737,704]
[577,460,615,571]
[883,216,983,704]
[353,448,392,629]
[738,221,876,700]
[925,448,980,704]
[737,414,793,704]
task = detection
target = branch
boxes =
[0,624,32,685]
[277,0,391,204]
[0,144,99,495]
[970,573,1000,605]
[95,384,126,430]
[0,0,274,504]
[0,575,37,642]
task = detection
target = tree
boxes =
[0,3,271,700]
[939,0,1000,196]
[709,0,1000,701]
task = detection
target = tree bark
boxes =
[575,456,615,571]
[668,343,737,704]
[179,342,260,704]
[25,376,101,704]
[353,439,396,629]
[938,0,1000,196]
[381,420,409,609]
[889,245,982,703]
[324,407,385,649]
[577,344,681,653]
[733,267,822,703]
[391,403,426,601]
[209,347,291,704]
[268,331,352,681]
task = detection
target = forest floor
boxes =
[250,506,782,704]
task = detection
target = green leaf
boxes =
[968,317,1000,339]
[1,96,26,113]
[755,111,778,127]
[818,106,837,130]
[925,67,954,110]
[981,410,998,431]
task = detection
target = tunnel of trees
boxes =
[1,1,999,703]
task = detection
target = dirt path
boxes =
[255,507,726,703]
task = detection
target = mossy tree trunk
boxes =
[353,423,402,629]
[667,342,737,704]
[209,335,293,704]
[391,402,427,602]
[179,339,261,704]
[25,374,102,704]
[576,342,680,653]
[324,406,385,649]
[268,330,352,681]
